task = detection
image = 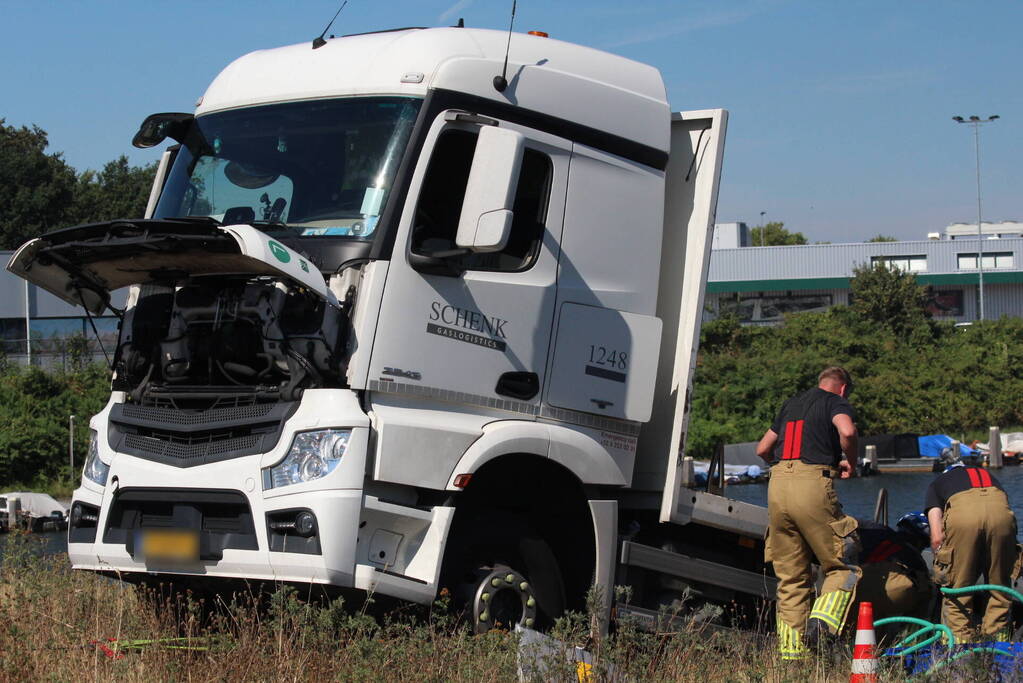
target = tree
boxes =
[867,234,897,242]
[0,119,77,249]
[70,155,157,225]
[750,221,807,246]
[687,309,1023,458]
[849,261,931,334]
[0,364,110,485]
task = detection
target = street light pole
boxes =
[953,115,1000,321]
[69,414,75,483]
[759,211,767,247]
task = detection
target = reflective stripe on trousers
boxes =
[777,616,808,660]
[809,590,852,631]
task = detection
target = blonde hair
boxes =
[818,366,852,388]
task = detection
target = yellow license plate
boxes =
[139,529,199,562]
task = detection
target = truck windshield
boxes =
[153,97,422,240]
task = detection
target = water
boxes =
[6,468,1023,561]
[727,466,1023,540]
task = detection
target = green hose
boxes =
[875,616,954,654]
[893,632,941,657]
[940,583,1023,604]
[877,584,1023,675]
[899,625,940,646]
[926,647,1007,672]
[104,636,221,652]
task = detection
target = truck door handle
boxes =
[495,372,539,401]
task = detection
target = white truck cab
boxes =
[9,27,770,630]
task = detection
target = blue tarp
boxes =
[887,642,1023,678]
[917,434,977,459]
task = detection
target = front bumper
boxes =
[69,390,456,604]
[69,389,369,587]
[70,466,363,586]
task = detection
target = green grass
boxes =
[2,533,1010,682]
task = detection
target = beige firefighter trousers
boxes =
[766,460,861,634]
[857,561,933,640]
[932,486,1019,643]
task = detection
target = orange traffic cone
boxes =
[850,602,878,683]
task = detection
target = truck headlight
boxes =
[83,431,110,486]
[263,429,350,490]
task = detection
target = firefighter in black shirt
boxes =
[757,366,860,660]
[856,514,933,639]
[926,463,1020,642]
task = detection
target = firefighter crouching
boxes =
[757,366,861,660]
[856,513,934,640]
[926,463,1021,643]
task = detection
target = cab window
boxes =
[410,128,552,272]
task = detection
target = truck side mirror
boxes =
[132,112,194,149]
[455,126,524,253]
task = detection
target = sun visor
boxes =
[6,221,338,315]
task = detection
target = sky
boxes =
[2,0,1020,243]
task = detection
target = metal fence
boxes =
[1,337,111,370]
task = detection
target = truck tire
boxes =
[442,515,566,633]
[469,564,539,632]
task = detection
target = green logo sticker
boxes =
[300,259,309,273]
[268,240,291,263]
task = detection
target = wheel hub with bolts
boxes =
[472,566,538,632]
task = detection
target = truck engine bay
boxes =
[114,275,349,403]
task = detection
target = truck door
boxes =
[367,113,569,486]
[630,110,729,524]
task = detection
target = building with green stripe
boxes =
[706,236,1023,325]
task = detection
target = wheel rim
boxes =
[472,566,538,633]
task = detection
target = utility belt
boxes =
[944,484,1011,517]
[770,459,838,477]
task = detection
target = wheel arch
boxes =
[442,450,599,616]
[444,420,629,490]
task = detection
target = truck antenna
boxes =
[493,0,517,92]
[312,1,348,49]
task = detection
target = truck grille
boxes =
[119,402,277,426]
[123,433,263,460]
[103,488,258,559]
[109,399,297,467]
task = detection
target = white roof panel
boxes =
[197,28,669,154]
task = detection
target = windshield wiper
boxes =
[171,215,222,225]
[250,220,302,236]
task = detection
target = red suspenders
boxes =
[781,420,805,460]
[965,467,993,488]
[866,539,902,564]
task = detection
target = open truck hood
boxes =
[6,219,336,314]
